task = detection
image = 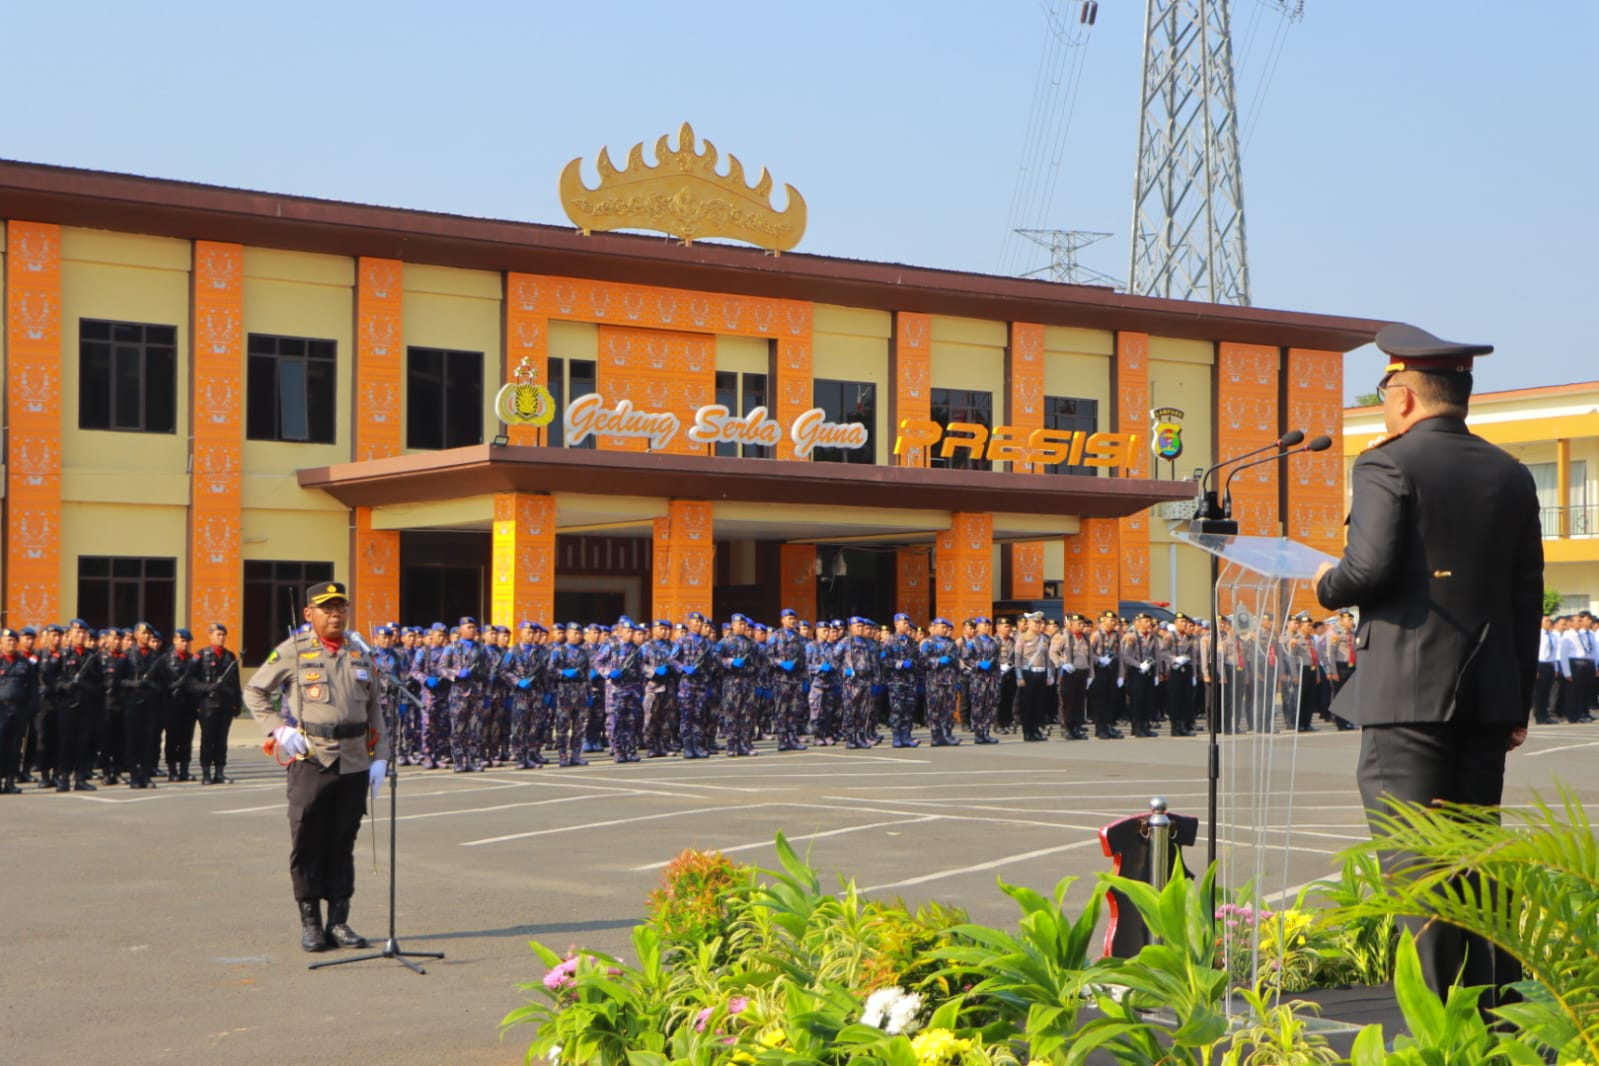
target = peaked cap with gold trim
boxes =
[1377,323,1492,380]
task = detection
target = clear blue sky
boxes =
[5,0,1592,402]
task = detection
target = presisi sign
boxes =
[563,393,869,459]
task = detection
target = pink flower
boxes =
[542,956,580,992]
[729,996,749,1015]
[695,1007,713,1032]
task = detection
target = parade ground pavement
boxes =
[6,719,1597,1065]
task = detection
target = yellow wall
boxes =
[402,263,502,451]
[715,334,768,375]
[549,320,599,364]
[58,501,190,621]
[58,229,192,494]
[929,314,1006,396]
[240,248,355,506]
[812,304,890,457]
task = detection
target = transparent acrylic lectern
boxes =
[1171,531,1339,1010]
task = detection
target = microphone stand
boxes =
[311,641,443,975]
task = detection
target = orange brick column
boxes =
[773,311,814,461]
[1062,518,1120,619]
[652,501,714,621]
[1115,331,1151,604]
[778,544,818,621]
[505,273,550,446]
[1285,348,1344,615]
[4,222,62,625]
[891,312,931,467]
[895,546,932,624]
[353,508,400,631]
[355,258,404,461]
[935,513,993,625]
[1005,322,1047,598]
[1216,342,1282,536]
[189,241,244,635]
[491,493,557,628]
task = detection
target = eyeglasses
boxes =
[1375,380,1412,402]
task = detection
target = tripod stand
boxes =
[311,671,442,974]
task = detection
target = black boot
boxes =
[324,899,368,949]
[178,763,192,782]
[0,777,20,795]
[298,899,329,953]
[211,765,227,785]
[73,775,97,791]
[200,764,215,785]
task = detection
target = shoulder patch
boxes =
[266,650,279,664]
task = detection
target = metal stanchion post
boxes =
[1147,796,1171,899]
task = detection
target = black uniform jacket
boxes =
[1315,416,1542,727]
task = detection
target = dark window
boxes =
[78,319,177,434]
[930,388,993,471]
[247,333,337,443]
[811,379,876,465]
[1043,395,1100,476]
[76,556,176,635]
[712,371,771,459]
[406,346,483,450]
[546,357,566,447]
[243,560,335,666]
[566,358,596,449]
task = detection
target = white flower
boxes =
[861,986,906,1028]
[884,991,923,1035]
[547,1044,562,1062]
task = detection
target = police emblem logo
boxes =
[303,671,323,682]
[494,357,556,427]
[304,683,325,701]
[1149,406,1185,461]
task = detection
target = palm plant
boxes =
[1334,786,1599,1063]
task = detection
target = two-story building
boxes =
[2,158,1382,663]
[1344,381,1599,613]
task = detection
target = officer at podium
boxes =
[1315,323,1542,1005]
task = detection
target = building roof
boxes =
[0,159,1388,352]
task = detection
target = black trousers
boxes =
[1563,660,1595,723]
[198,704,231,770]
[29,702,57,776]
[1017,672,1052,738]
[286,758,369,902]
[165,700,197,770]
[997,670,1017,730]
[58,695,99,781]
[0,704,25,778]
[1357,721,1522,1005]
[1057,669,1088,733]
[1531,662,1558,721]
[122,697,158,779]
[1166,666,1196,734]
[1125,672,1157,735]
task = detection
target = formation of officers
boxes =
[0,620,240,794]
[348,605,1365,774]
[5,607,1589,793]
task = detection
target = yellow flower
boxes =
[910,1028,972,1066]
[758,1026,789,1050]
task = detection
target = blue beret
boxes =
[780,607,797,618]
[174,628,193,640]
[933,617,952,627]
[687,611,706,622]
[44,624,63,634]
[430,622,448,632]
[894,613,911,623]
[19,626,37,637]
[458,616,478,627]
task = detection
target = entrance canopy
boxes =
[298,444,1193,542]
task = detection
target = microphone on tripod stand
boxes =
[1221,435,1333,525]
[1189,430,1307,535]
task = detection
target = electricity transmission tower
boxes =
[1129,0,1253,305]
[1015,229,1123,288]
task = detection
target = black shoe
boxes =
[18,771,34,784]
[201,766,215,785]
[298,900,328,953]
[57,777,72,793]
[178,765,192,782]
[39,775,57,790]
[74,778,97,791]
[324,899,368,949]
[0,779,20,795]
[211,767,228,784]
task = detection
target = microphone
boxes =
[347,630,372,654]
[1222,435,1333,519]
[1191,430,1306,523]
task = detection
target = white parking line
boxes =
[860,838,1106,893]
[630,816,943,871]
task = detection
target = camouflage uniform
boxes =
[716,624,761,756]
[411,636,453,768]
[806,631,841,744]
[500,638,547,768]
[920,626,962,746]
[593,631,645,762]
[640,629,678,757]
[547,634,591,767]
[766,619,808,751]
[673,627,719,758]
[837,623,880,749]
[436,634,493,771]
[961,630,1002,743]
[883,626,921,748]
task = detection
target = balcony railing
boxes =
[1541,503,1597,538]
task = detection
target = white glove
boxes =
[368,759,388,801]
[1063,663,1076,674]
[1174,655,1191,667]
[1140,660,1153,674]
[1098,655,1112,666]
[1000,663,1013,673]
[1116,676,1125,688]
[272,726,308,759]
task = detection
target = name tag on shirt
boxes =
[355,669,370,681]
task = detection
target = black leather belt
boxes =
[302,720,367,740]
